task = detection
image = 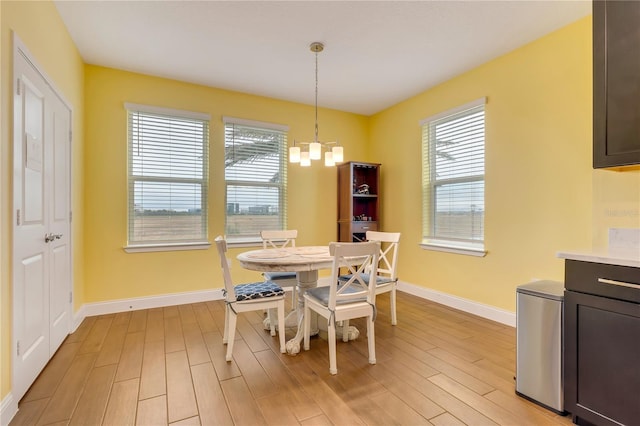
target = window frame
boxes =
[223,116,289,246]
[420,97,487,257]
[124,103,211,253]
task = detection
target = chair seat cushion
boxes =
[338,273,395,285]
[232,281,284,301]
[263,271,297,281]
[306,284,367,306]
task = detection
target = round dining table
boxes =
[237,245,360,355]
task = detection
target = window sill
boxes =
[225,237,263,249]
[420,241,487,257]
[124,242,211,253]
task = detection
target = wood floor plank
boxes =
[145,308,164,343]
[299,414,333,426]
[254,349,323,421]
[484,389,572,425]
[361,390,433,425]
[166,350,198,423]
[431,412,467,426]
[95,322,128,367]
[220,376,268,426]
[178,303,198,325]
[192,302,217,333]
[202,330,242,381]
[63,316,97,344]
[136,395,167,426]
[190,362,233,426]
[78,316,114,354]
[428,374,525,426]
[68,364,117,425]
[256,392,301,426]
[231,339,280,399]
[102,378,139,426]
[165,315,186,353]
[236,313,271,353]
[69,364,116,426]
[8,398,49,426]
[36,353,97,425]
[115,331,145,381]
[22,342,81,402]
[169,415,201,426]
[183,320,211,366]
[139,339,166,400]
[128,309,148,333]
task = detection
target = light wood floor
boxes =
[10,291,572,426]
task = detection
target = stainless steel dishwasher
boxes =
[515,280,565,414]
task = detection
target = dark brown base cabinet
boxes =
[564,260,640,426]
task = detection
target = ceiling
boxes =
[54,0,591,116]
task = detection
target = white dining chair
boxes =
[338,231,401,339]
[303,241,380,375]
[260,229,298,309]
[214,236,286,361]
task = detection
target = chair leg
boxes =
[328,318,337,375]
[342,319,350,342]
[303,302,311,351]
[367,314,376,365]
[267,308,276,336]
[225,311,238,362]
[277,300,286,354]
[390,286,397,326]
[223,304,230,344]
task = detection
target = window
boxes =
[421,98,486,256]
[224,117,288,243]
[126,103,210,249]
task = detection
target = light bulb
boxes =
[332,146,344,162]
[300,151,311,167]
[309,142,321,160]
[324,151,335,167]
[289,146,300,163]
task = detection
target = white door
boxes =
[12,38,72,402]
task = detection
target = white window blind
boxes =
[127,104,209,246]
[224,118,288,241]
[421,98,486,254]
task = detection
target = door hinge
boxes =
[69,130,72,142]
[69,292,73,304]
[17,209,21,226]
[17,341,20,356]
[16,78,21,95]
[69,211,72,223]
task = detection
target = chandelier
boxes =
[289,42,344,167]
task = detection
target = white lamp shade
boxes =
[324,151,335,167]
[309,142,322,160]
[300,151,311,167]
[332,146,344,162]
[289,146,300,163]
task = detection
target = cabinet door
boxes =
[593,0,640,168]
[564,290,640,425]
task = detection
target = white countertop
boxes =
[557,250,640,268]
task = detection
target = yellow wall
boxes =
[370,17,594,311]
[83,65,369,303]
[1,0,85,402]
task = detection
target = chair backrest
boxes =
[366,231,401,281]
[214,236,236,301]
[328,241,380,309]
[261,229,298,249]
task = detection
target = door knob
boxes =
[44,233,63,243]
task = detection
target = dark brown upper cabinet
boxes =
[593,0,640,168]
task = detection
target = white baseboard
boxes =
[1,392,17,426]
[76,288,225,323]
[70,281,514,333]
[397,280,516,327]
